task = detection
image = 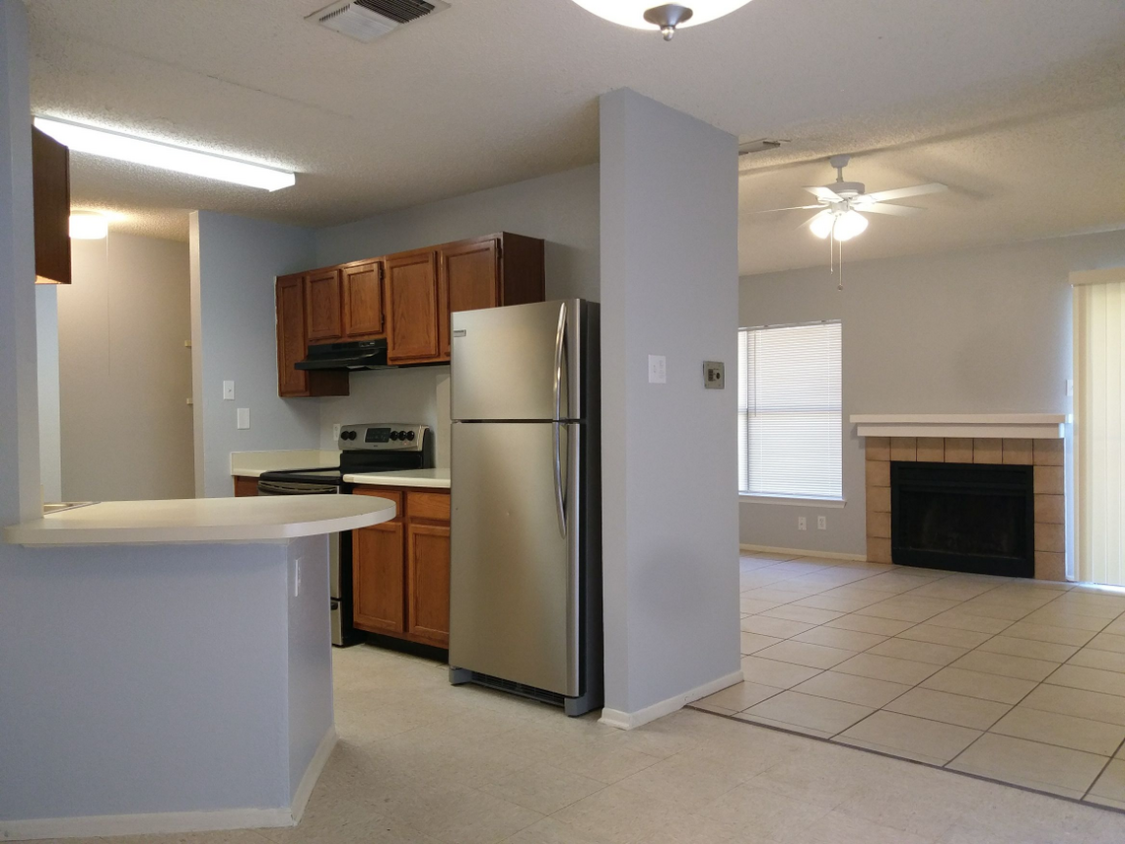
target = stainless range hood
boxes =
[295,339,389,370]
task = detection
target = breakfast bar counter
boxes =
[0,494,395,839]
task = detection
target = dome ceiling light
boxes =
[570,1,755,41]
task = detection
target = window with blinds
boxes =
[738,321,842,499]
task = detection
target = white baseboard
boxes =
[599,669,744,731]
[290,727,337,824]
[739,543,867,562]
[0,728,339,841]
[0,806,294,841]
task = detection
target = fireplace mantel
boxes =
[851,414,1066,439]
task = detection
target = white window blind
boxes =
[738,321,842,499]
[1075,279,1125,586]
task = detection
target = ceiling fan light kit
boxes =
[571,0,754,40]
[755,154,949,287]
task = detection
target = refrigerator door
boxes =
[450,420,580,696]
[451,299,583,422]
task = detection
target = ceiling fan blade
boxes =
[856,202,922,217]
[751,204,823,214]
[804,186,843,202]
[860,182,948,203]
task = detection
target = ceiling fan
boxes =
[758,154,948,242]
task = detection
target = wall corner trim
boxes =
[290,727,336,825]
[599,669,744,731]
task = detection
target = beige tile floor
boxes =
[28,633,1125,844]
[694,551,1125,811]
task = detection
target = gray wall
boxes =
[58,234,194,501]
[739,228,1125,556]
[36,285,61,502]
[312,164,600,459]
[599,89,741,717]
[191,211,321,497]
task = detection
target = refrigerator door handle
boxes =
[553,301,567,422]
[553,422,566,537]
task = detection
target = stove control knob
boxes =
[390,431,400,441]
[406,431,416,441]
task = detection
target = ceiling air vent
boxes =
[307,0,449,42]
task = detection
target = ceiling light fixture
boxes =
[810,209,868,242]
[33,117,296,192]
[570,1,754,40]
[69,211,108,240]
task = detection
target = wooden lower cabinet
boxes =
[351,486,450,647]
[407,523,451,646]
[353,522,406,634]
[233,476,259,497]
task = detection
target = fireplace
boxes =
[891,461,1035,578]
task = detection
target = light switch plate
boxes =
[236,408,250,430]
[704,361,725,389]
[648,355,667,384]
[223,380,235,400]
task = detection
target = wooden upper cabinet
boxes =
[275,273,348,398]
[438,238,499,358]
[342,261,385,339]
[385,250,440,364]
[32,127,71,286]
[305,268,343,342]
[276,274,310,397]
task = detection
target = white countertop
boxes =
[3,495,397,547]
[230,449,340,478]
[345,468,451,489]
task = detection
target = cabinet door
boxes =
[385,251,440,363]
[233,477,259,497]
[32,127,71,285]
[276,274,310,397]
[439,238,499,358]
[342,261,384,339]
[406,522,450,646]
[352,522,406,634]
[305,268,343,342]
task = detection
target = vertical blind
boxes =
[738,321,842,499]
[1075,280,1125,586]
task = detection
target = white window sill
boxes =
[739,494,846,509]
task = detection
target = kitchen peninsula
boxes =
[0,494,395,839]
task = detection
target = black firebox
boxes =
[891,461,1035,578]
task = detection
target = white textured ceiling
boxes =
[25,0,1125,272]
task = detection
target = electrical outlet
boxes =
[236,408,250,430]
[222,380,234,400]
[648,354,667,384]
[817,515,827,530]
[294,558,301,598]
[332,423,342,441]
[798,516,807,531]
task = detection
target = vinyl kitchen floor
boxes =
[694,551,1125,812]
[28,634,1125,844]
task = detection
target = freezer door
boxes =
[450,421,580,696]
[451,299,583,422]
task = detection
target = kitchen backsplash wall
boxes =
[317,367,452,468]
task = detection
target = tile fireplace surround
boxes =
[865,436,1066,581]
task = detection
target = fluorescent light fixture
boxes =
[33,116,296,192]
[69,212,108,240]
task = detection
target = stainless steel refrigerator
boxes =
[448,299,602,716]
